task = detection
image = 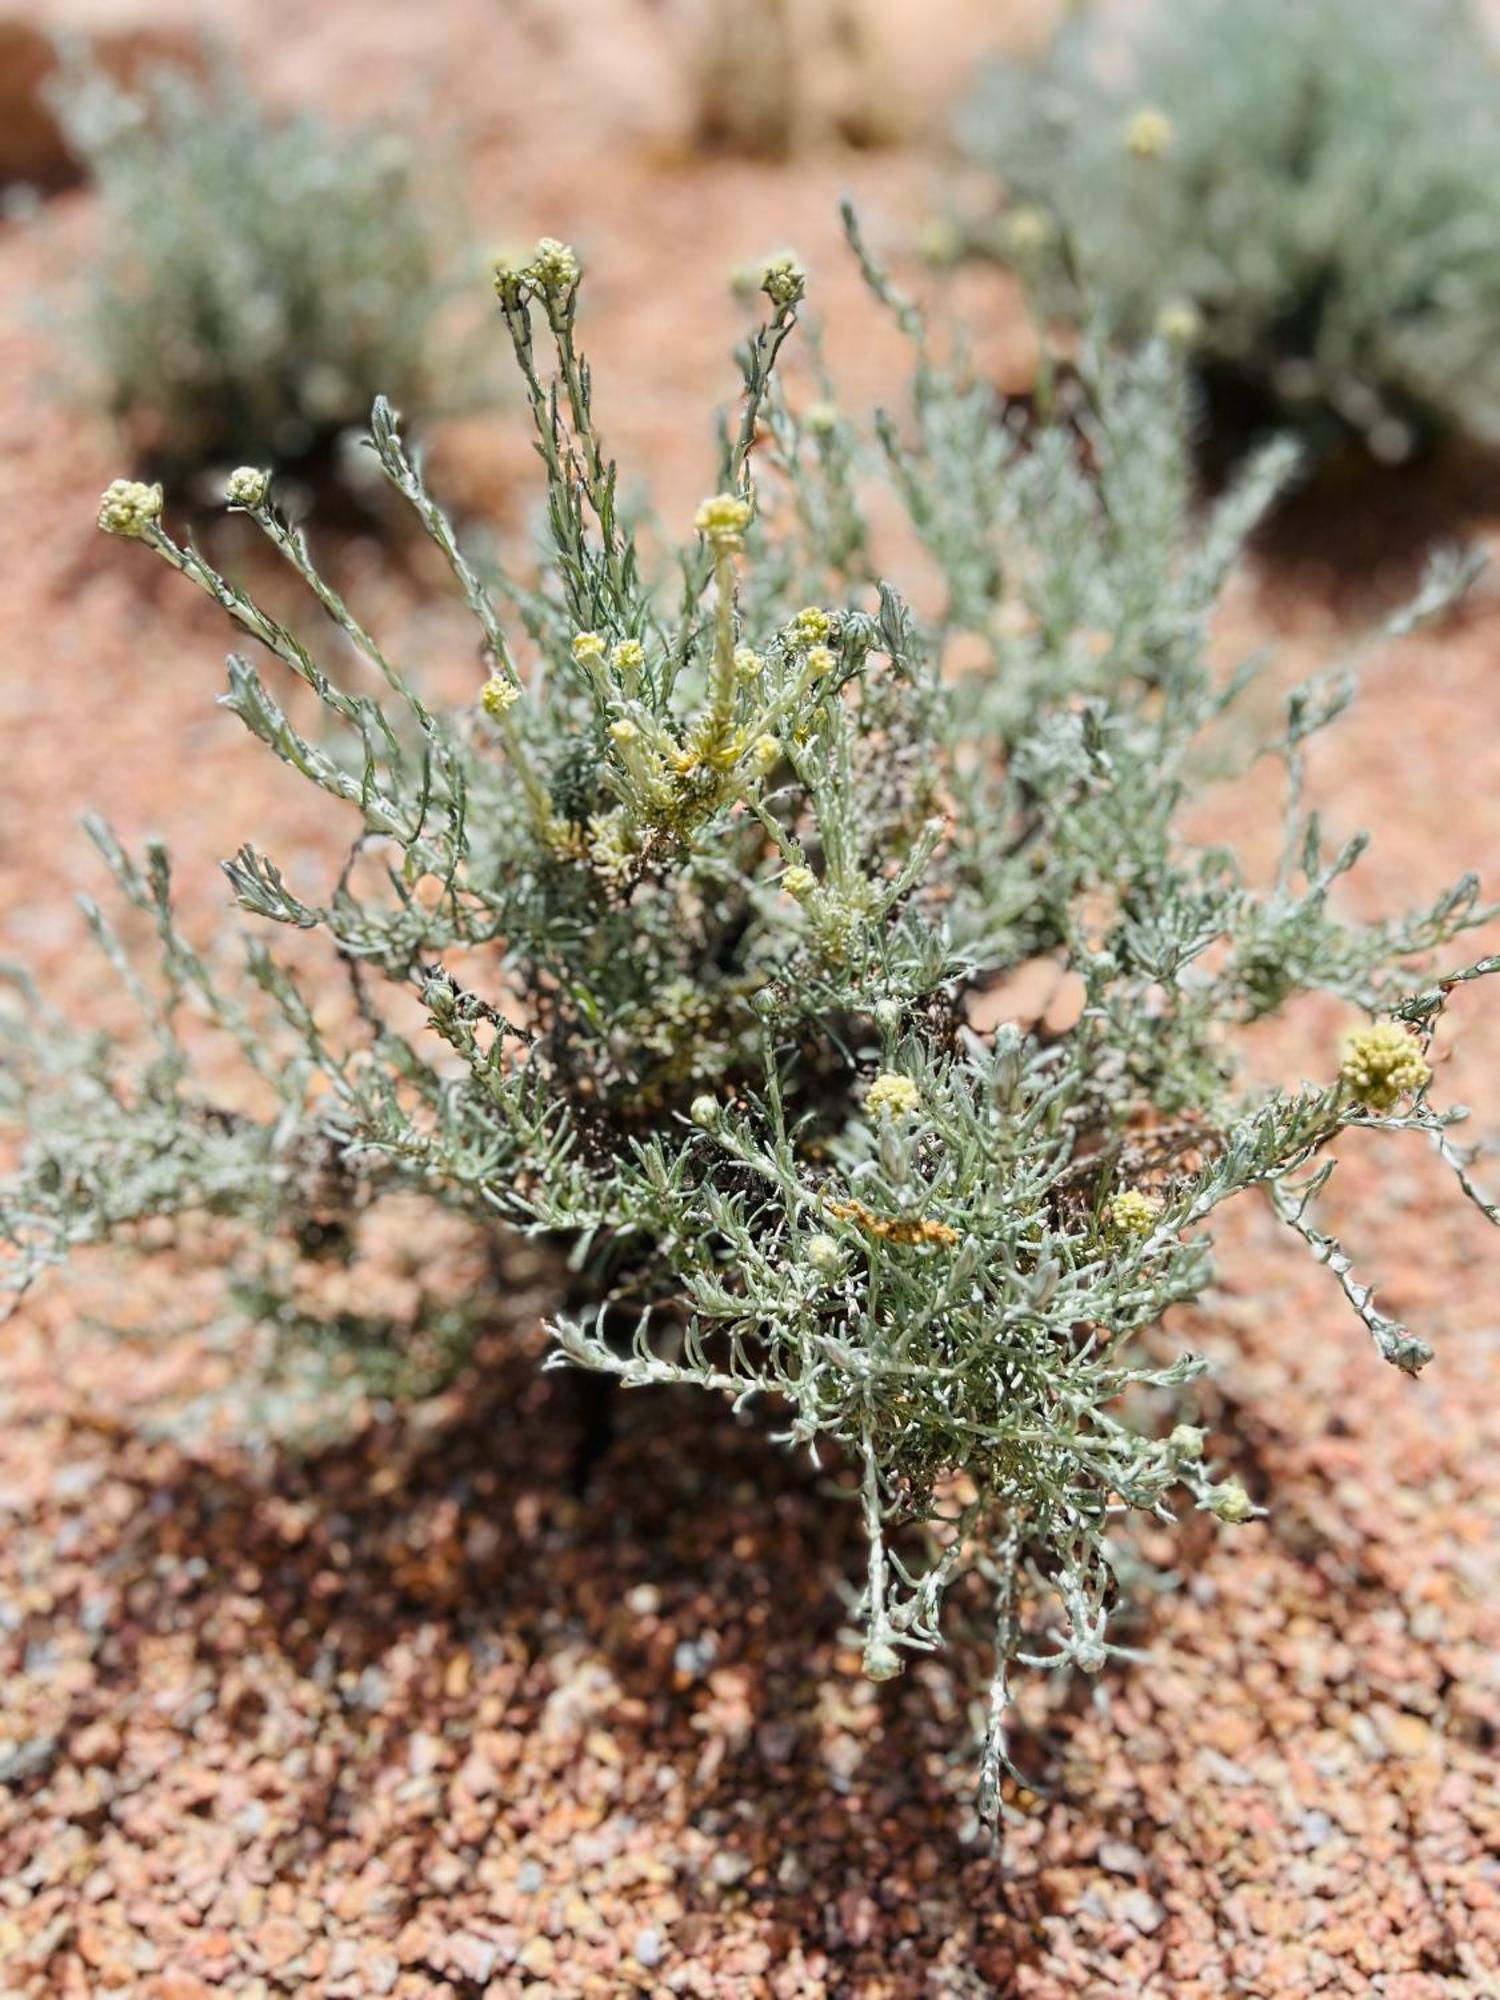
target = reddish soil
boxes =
[1,3,1498,1996]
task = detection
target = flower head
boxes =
[1340,1021,1430,1111]
[98,478,164,541]
[1124,106,1174,159]
[866,1071,921,1120]
[792,606,831,646]
[1157,299,1202,347]
[1006,205,1054,255]
[783,864,818,900]
[1209,1480,1254,1525]
[806,1232,844,1280]
[528,237,579,295]
[608,717,640,746]
[225,466,269,510]
[761,252,806,311]
[747,734,781,775]
[917,219,962,268]
[480,674,520,719]
[490,248,530,308]
[1103,1188,1163,1239]
[733,645,764,681]
[695,492,753,554]
[610,639,645,678]
[804,644,836,680]
[689,1094,720,1130]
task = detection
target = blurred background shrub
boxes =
[960,0,1500,465]
[47,51,475,488]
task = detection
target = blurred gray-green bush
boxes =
[50,54,472,482]
[961,0,1500,462]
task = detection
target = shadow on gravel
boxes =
[13,1324,1066,1978]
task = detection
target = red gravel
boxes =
[2,3,1499,1994]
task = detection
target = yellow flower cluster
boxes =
[528,237,580,295]
[1209,1480,1253,1525]
[492,237,581,307]
[479,674,520,719]
[97,479,164,541]
[1124,106,1174,159]
[805,1232,844,1278]
[1007,205,1054,255]
[695,493,753,553]
[1156,299,1201,347]
[866,1071,921,1120]
[585,805,637,886]
[761,252,806,311]
[1103,1188,1163,1238]
[1340,1022,1430,1111]
[225,466,270,509]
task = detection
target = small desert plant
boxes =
[5,217,1499,1815]
[48,52,470,481]
[960,0,1500,462]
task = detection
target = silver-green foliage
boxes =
[5,215,1499,1815]
[961,0,1500,460]
[49,53,468,476]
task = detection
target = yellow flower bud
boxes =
[866,1072,920,1119]
[761,252,806,310]
[806,1232,844,1279]
[480,675,520,718]
[1103,1189,1163,1239]
[529,237,579,294]
[1340,1022,1430,1112]
[1124,106,1174,159]
[225,466,270,509]
[694,492,753,553]
[491,248,529,306]
[1209,1480,1253,1525]
[1006,205,1054,255]
[98,478,164,540]
[1157,299,1202,347]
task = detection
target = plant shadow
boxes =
[19,1320,1080,1981]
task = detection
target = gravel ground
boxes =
[2,2,1499,1994]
